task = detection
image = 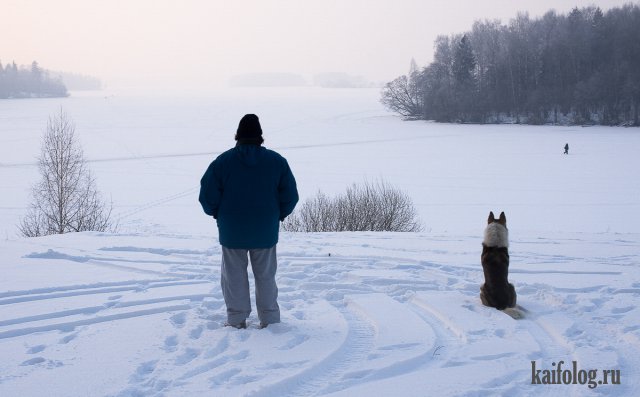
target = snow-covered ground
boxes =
[1,88,639,396]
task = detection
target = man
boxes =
[199,114,298,329]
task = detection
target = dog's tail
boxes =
[502,305,527,319]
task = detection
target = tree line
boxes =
[381,4,640,126]
[0,60,68,99]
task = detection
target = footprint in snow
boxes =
[209,368,242,386]
[137,360,157,375]
[279,334,309,350]
[201,298,223,310]
[564,325,585,338]
[170,312,187,328]
[21,357,46,366]
[59,332,78,344]
[164,335,179,352]
[189,325,204,339]
[462,303,477,312]
[130,360,158,383]
[19,357,62,368]
[234,331,251,342]
[27,345,46,354]
[175,348,201,365]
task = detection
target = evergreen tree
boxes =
[452,35,477,121]
[452,35,476,87]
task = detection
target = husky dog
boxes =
[480,211,517,310]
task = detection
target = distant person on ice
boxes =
[564,143,569,155]
[199,114,299,329]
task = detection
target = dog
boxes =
[480,211,517,310]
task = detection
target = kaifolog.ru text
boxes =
[531,360,620,389]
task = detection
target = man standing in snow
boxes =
[199,114,298,329]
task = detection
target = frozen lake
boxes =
[1,87,639,239]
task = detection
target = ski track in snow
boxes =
[0,232,638,396]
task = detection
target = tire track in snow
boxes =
[407,299,464,362]
[0,304,192,340]
[246,304,375,397]
[0,251,215,340]
[253,253,458,396]
[0,279,207,305]
[0,293,214,328]
[0,279,176,299]
[519,315,584,397]
[409,295,469,344]
[0,285,218,340]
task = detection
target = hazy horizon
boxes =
[2,0,633,91]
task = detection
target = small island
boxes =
[381,4,640,126]
[0,60,68,99]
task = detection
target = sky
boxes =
[1,0,633,90]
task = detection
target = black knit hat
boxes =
[235,114,263,144]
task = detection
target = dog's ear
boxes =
[488,211,495,224]
[498,212,506,226]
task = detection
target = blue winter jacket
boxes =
[199,143,298,249]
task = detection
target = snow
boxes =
[1,88,639,396]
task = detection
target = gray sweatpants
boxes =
[220,245,280,326]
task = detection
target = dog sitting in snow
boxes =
[480,211,517,310]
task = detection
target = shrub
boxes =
[282,180,422,232]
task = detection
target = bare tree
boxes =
[380,66,424,119]
[20,110,114,237]
[282,180,422,233]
